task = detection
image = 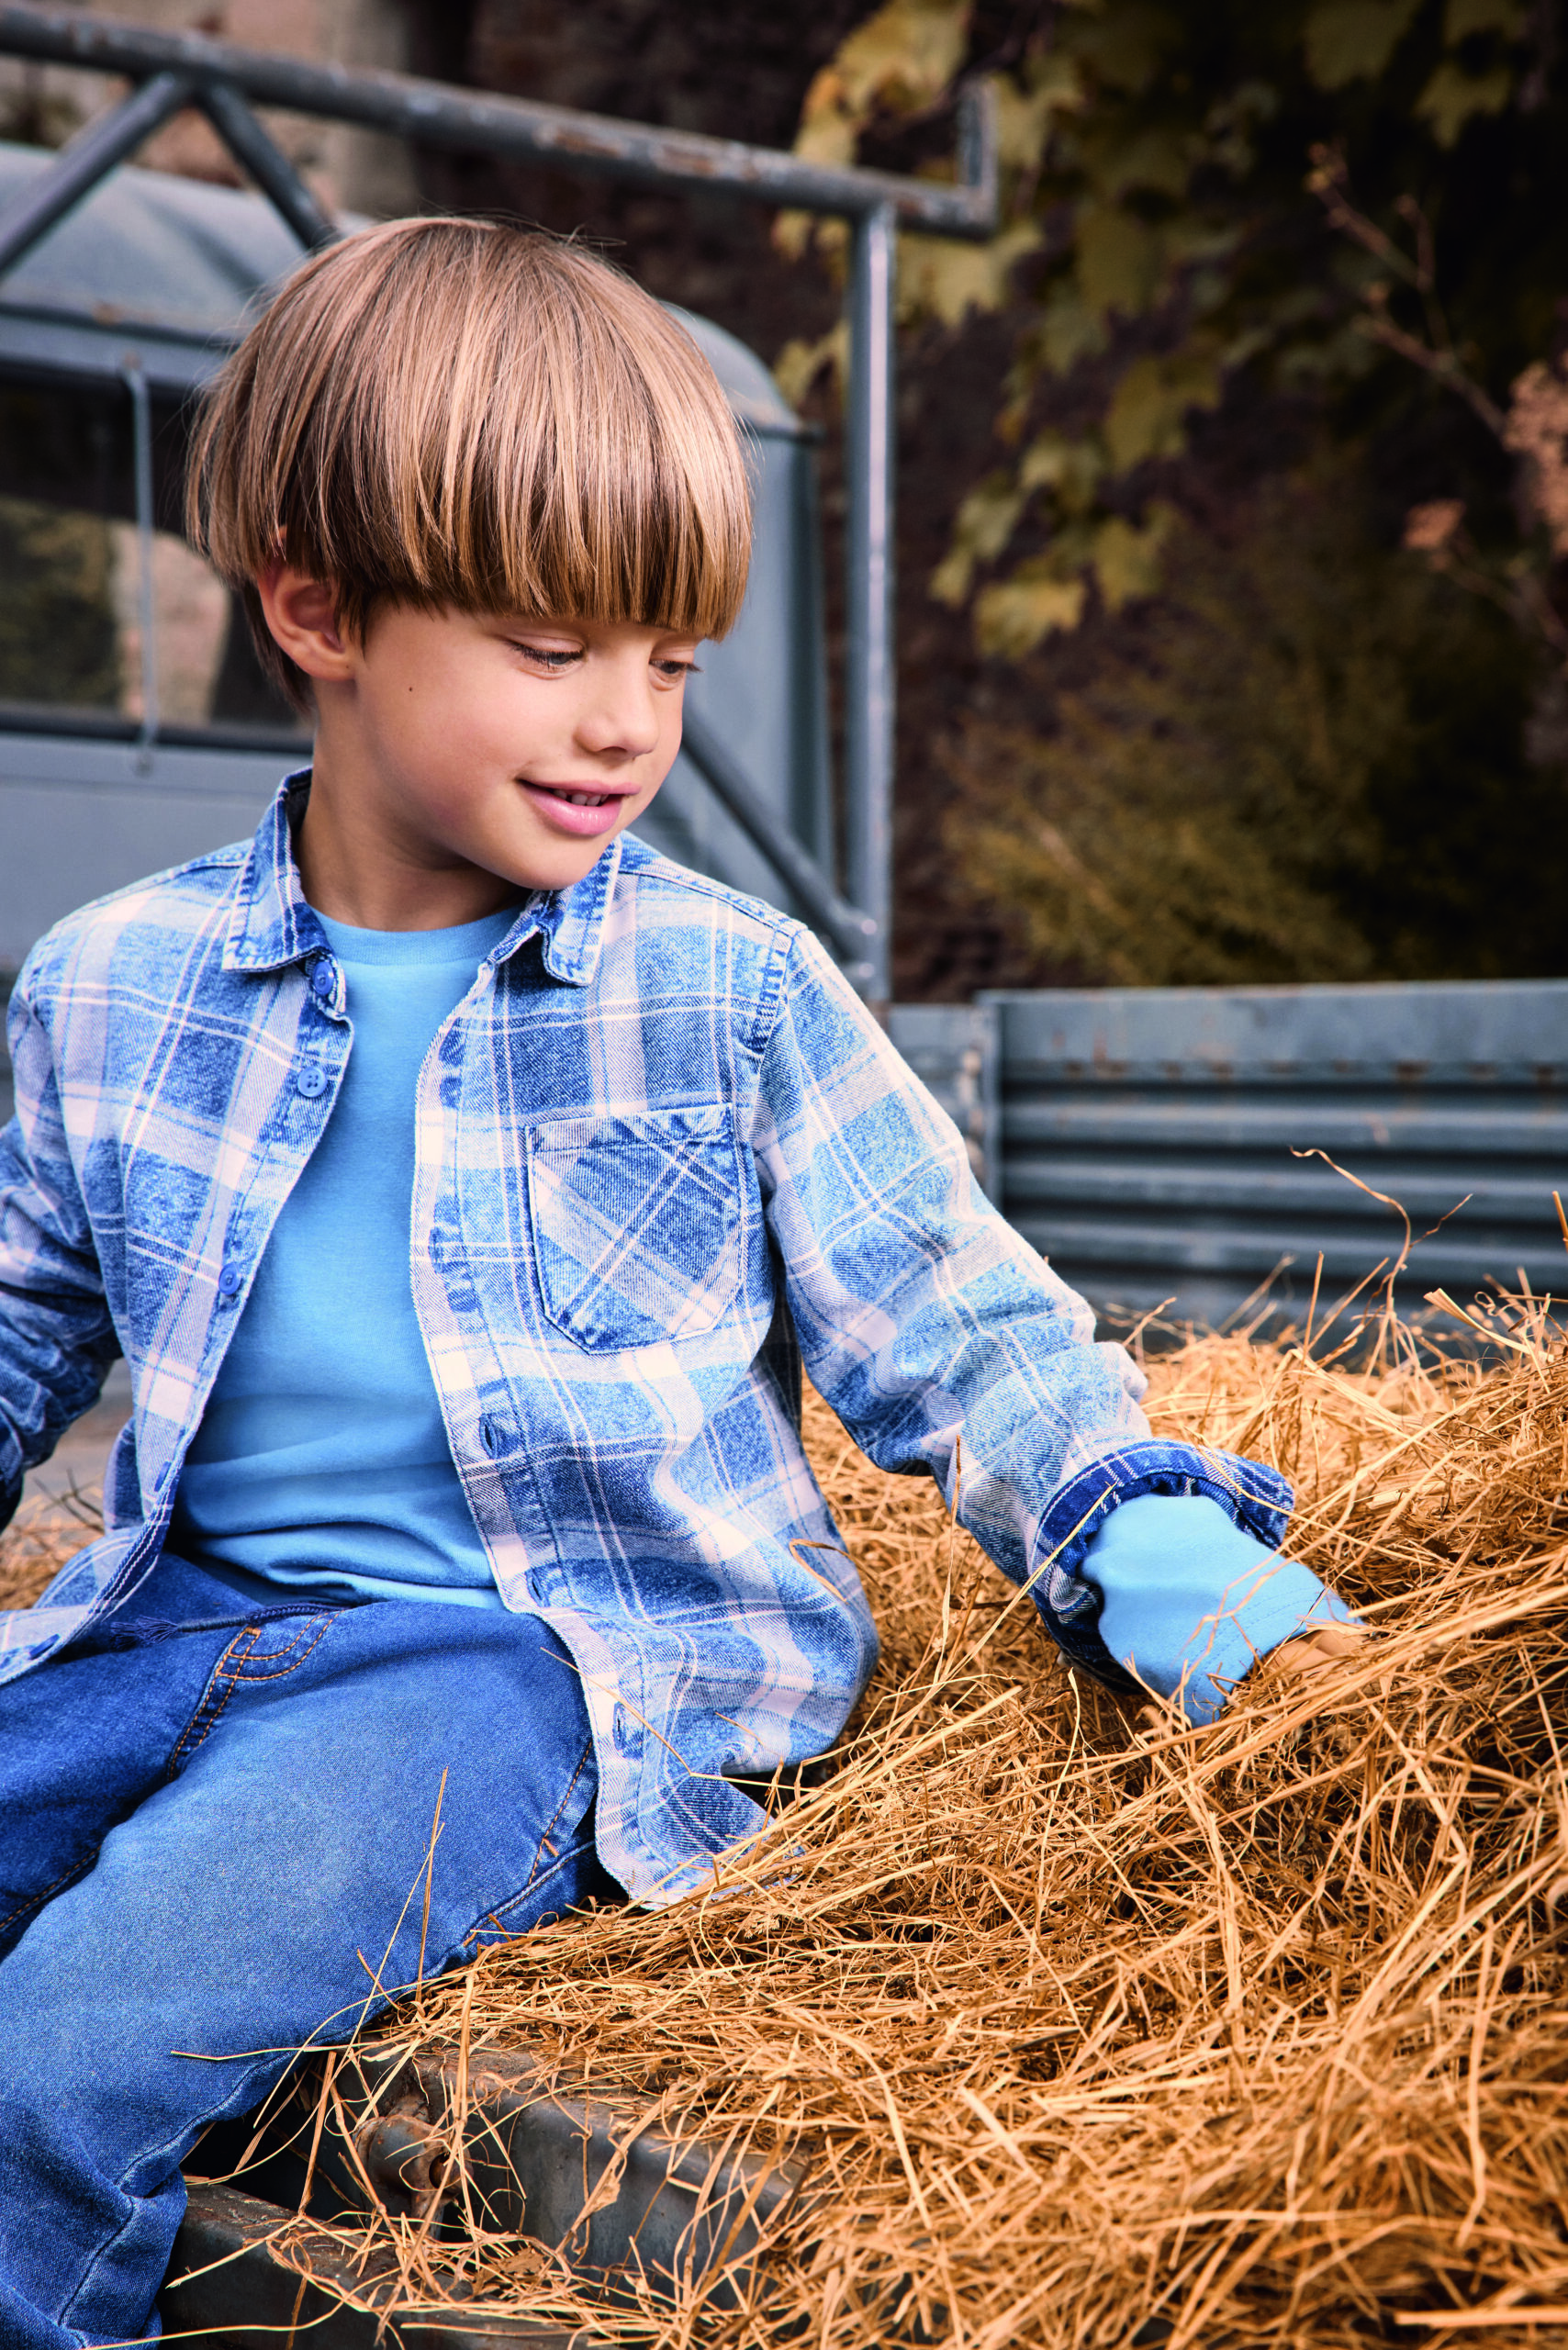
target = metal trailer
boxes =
[0,0,1000,1003]
[889,981,1568,1334]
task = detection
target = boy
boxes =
[0,220,1356,2348]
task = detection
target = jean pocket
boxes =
[526,1107,749,1352]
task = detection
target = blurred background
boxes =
[3,0,1567,1371]
[2,0,1564,1004]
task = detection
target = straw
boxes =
[7,1299,1567,2346]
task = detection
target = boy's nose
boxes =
[573,668,662,762]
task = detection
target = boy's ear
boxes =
[257,563,355,684]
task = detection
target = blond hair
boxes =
[188,218,753,707]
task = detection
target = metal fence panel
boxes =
[981,980,1568,1329]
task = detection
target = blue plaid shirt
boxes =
[0,780,1291,1901]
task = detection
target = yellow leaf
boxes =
[792,68,861,170]
[796,0,972,153]
[974,565,1087,658]
[929,545,976,607]
[772,321,847,410]
[1018,432,1105,512]
[1104,351,1222,473]
[958,476,1027,558]
[1444,0,1523,37]
[995,55,1085,168]
[901,219,1040,327]
[1416,58,1513,142]
[1076,207,1164,320]
[1092,508,1173,610]
[1304,0,1420,88]
[930,474,1029,605]
[773,208,813,263]
[1039,285,1108,375]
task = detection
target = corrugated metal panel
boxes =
[980,980,1568,1329]
[887,1001,999,1194]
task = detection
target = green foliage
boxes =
[0,498,120,711]
[945,476,1565,984]
[785,0,1568,657]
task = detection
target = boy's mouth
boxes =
[518,778,637,838]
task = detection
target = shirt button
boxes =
[310,959,336,997]
[217,1265,242,1297]
[295,1065,329,1097]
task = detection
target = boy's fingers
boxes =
[1265,1622,1367,1679]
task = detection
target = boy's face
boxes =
[260,571,701,916]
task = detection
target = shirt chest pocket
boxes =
[525,1107,750,1352]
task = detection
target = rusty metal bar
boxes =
[195,77,340,250]
[0,7,998,234]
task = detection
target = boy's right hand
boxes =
[1262,1620,1367,1683]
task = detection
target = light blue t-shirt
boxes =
[171,906,519,1609]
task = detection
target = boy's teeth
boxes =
[563,790,604,807]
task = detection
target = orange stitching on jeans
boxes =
[164,1626,253,1778]
[448,1739,599,1953]
[164,1613,335,1777]
[236,1617,340,1667]
[522,1738,595,1894]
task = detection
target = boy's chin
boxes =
[487,839,622,899]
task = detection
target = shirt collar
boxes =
[222,772,621,989]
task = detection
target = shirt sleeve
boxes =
[748,928,1297,1695]
[1081,1494,1359,1722]
[0,974,119,1526]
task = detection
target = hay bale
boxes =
[7,1315,1567,2343]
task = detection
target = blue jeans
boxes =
[0,1557,614,2349]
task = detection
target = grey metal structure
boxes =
[0,130,846,967]
[0,2,1000,999]
[890,981,1568,1332]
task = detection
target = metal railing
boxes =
[0,3,1000,1000]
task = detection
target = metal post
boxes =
[845,202,897,1008]
[121,356,159,770]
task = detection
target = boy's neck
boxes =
[296,741,528,935]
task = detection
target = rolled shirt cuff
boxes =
[1080,1492,1358,1724]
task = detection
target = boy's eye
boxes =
[654,657,700,680]
[511,642,583,669]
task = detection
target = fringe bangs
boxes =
[188,220,753,706]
